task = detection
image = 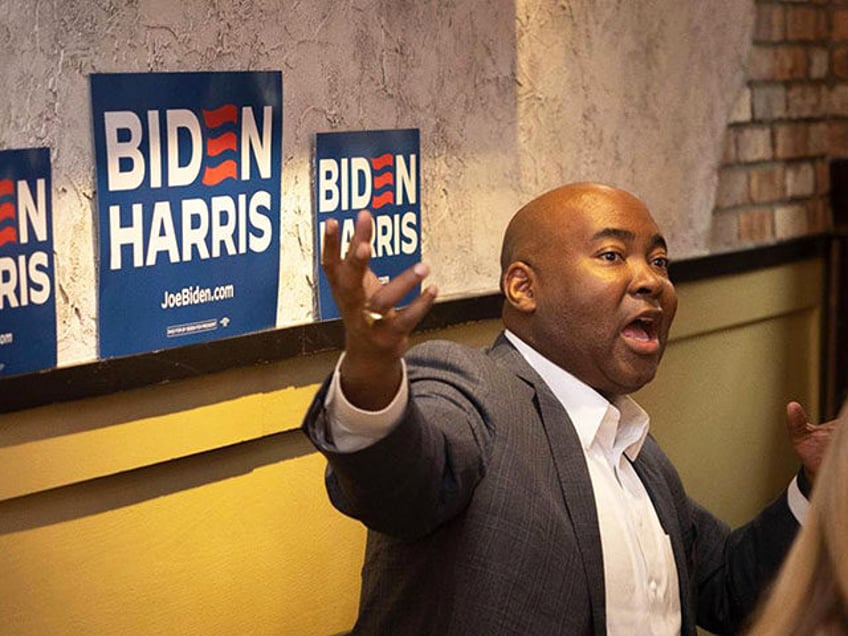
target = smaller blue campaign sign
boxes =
[315,128,421,320]
[91,71,283,358]
[0,148,57,376]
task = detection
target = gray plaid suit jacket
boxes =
[303,333,799,635]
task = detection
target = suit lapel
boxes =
[489,334,607,635]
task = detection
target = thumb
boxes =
[786,400,811,438]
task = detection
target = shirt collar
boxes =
[504,330,650,461]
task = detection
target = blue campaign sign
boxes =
[91,71,282,358]
[314,129,421,320]
[0,148,57,376]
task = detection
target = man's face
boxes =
[526,189,678,398]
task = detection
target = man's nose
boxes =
[628,259,663,298]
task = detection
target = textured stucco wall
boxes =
[0,0,754,368]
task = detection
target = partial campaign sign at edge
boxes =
[314,128,421,321]
[91,71,282,359]
[0,147,57,376]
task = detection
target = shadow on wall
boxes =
[0,429,314,534]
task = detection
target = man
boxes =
[303,183,832,634]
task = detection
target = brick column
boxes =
[712,0,842,250]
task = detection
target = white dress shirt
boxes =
[323,331,809,634]
[504,331,681,635]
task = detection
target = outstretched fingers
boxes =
[353,260,437,343]
[367,262,430,312]
[320,217,342,272]
[321,211,374,313]
[321,209,438,339]
[322,211,437,411]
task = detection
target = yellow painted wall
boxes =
[0,259,823,635]
[0,437,364,635]
[637,259,822,526]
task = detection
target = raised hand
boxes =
[785,400,840,484]
[322,209,437,410]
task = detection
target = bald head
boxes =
[500,183,647,282]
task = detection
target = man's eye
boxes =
[599,251,622,262]
[652,256,670,269]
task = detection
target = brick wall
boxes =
[712,0,848,249]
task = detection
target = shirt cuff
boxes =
[786,474,810,525]
[323,353,409,453]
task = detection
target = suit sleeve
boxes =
[301,341,497,541]
[640,436,800,634]
[688,487,799,634]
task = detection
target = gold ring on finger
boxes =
[362,309,385,327]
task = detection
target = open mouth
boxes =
[621,315,661,353]
[623,318,657,342]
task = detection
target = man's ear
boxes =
[503,261,536,313]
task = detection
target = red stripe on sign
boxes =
[370,191,395,209]
[0,202,15,222]
[0,226,17,247]
[206,132,238,157]
[203,104,238,129]
[370,153,393,171]
[0,180,13,198]
[202,160,238,186]
[373,172,394,189]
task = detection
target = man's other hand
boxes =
[786,400,840,485]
